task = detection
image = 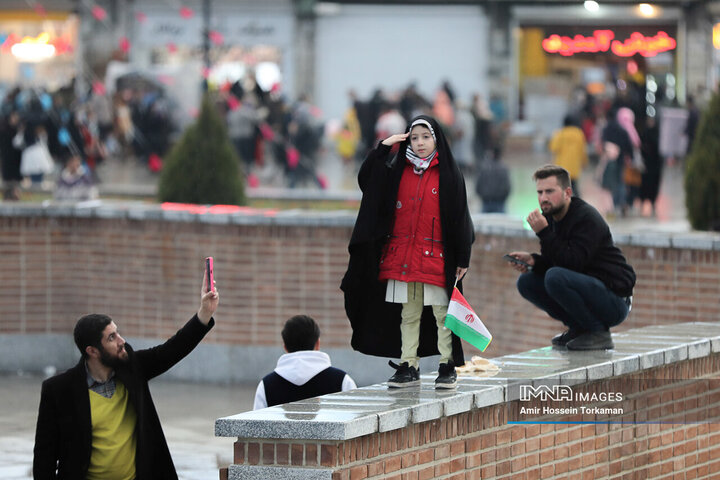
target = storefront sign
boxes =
[542,30,676,57]
[1,32,73,60]
[137,13,292,48]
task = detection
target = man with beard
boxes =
[505,165,635,350]
[33,269,219,479]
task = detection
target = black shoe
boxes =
[551,329,582,347]
[387,361,420,388]
[566,331,614,350]
[435,362,457,389]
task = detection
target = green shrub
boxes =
[684,91,720,231]
[158,94,246,205]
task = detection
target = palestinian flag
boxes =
[444,288,492,351]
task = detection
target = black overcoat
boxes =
[33,315,214,479]
[340,115,474,366]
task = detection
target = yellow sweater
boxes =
[87,381,137,480]
[549,126,588,180]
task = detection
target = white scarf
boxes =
[406,148,437,175]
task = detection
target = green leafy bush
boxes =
[684,92,720,231]
[158,95,246,205]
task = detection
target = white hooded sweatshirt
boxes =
[253,350,357,410]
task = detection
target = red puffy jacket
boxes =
[378,156,445,288]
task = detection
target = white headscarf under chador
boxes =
[405,118,438,175]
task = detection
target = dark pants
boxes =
[517,267,629,333]
[481,200,506,213]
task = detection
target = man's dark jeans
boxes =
[517,267,629,332]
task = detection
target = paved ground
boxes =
[0,373,256,480]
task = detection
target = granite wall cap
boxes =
[215,322,720,443]
[229,465,332,480]
[5,204,720,251]
[377,406,411,432]
[216,410,378,441]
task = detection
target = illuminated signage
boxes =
[0,32,73,62]
[542,30,676,57]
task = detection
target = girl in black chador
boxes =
[341,115,474,389]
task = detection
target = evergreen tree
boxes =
[684,91,720,231]
[158,94,246,205]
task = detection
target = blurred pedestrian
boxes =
[617,107,643,213]
[684,95,700,158]
[549,115,588,197]
[227,95,264,170]
[596,107,633,216]
[15,123,54,187]
[453,99,476,178]
[475,156,511,213]
[54,153,98,201]
[640,116,662,217]
[471,93,493,163]
[0,110,22,200]
[374,102,406,146]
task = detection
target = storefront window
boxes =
[0,14,77,90]
[518,25,678,135]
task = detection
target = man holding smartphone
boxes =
[33,265,219,479]
[505,165,635,350]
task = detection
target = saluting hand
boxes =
[381,133,409,147]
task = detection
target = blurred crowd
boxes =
[0,80,176,201]
[215,78,511,193]
[548,82,699,219]
[0,72,699,217]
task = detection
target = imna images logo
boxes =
[519,385,623,402]
[520,385,573,402]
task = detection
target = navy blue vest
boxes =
[263,367,347,407]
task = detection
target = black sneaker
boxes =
[566,331,614,350]
[387,361,420,388]
[551,329,582,347]
[435,362,457,389]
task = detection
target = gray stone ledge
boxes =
[6,203,720,249]
[215,411,378,441]
[442,391,474,417]
[377,406,411,432]
[472,385,505,408]
[639,350,667,370]
[216,322,720,442]
[688,340,712,359]
[664,345,689,364]
[229,465,332,480]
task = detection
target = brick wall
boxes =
[2,212,720,359]
[223,354,720,479]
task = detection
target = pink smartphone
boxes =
[205,257,214,292]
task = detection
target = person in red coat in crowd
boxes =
[341,115,474,389]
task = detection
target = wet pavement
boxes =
[0,374,256,480]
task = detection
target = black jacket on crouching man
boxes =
[531,196,636,297]
[340,115,475,367]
